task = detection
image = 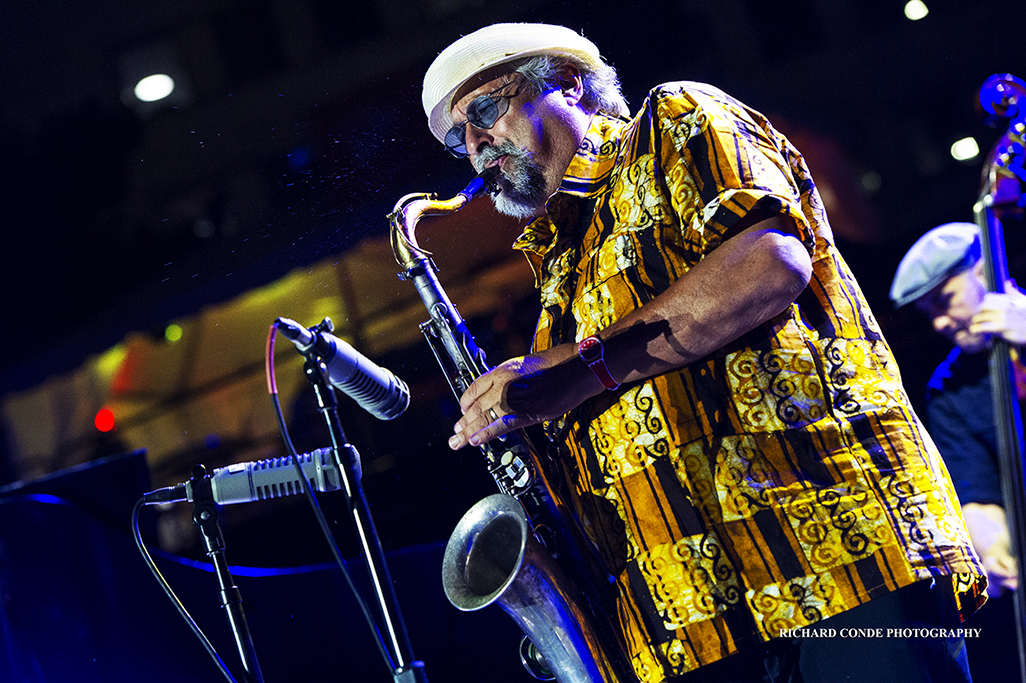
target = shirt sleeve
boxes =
[653,83,818,257]
[927,389,1004,505]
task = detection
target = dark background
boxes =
[1,0,1022,398]
[0,1,1023,680]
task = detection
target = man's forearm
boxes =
[449,214,814,449]
[599,214,813,386]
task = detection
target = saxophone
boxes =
[389,169,631,683]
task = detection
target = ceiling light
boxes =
[904,1,929,21]
[950,137,980,161]
[118,40,192,115]
[133,74,175,103]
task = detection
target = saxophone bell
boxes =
[442,494,609,683]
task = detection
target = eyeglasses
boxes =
[444,78,522,158]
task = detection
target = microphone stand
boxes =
[190,465,265,683]
[302,355,428,683]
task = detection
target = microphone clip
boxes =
[308,317,336,344]
[303,319,337,383]
[278,316,340,389]
[188,464,222,539]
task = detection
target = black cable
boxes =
[131,498,239,683]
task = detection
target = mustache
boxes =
[473,141,527,173]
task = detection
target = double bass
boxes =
[973,72,1026,683]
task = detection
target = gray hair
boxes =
[513,54,630,118]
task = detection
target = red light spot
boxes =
[94,408,116,432]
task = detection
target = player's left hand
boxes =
[970,279,1026,345]
[448,342,604,449]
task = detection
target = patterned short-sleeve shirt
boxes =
[512,82,984,682]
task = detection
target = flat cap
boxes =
[890,222,981,307]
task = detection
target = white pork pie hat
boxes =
[422,23,609,144]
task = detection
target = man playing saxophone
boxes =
[424,23,985,683]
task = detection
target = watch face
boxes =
[579,336,601,362]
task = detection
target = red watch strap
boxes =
[578,336,620,391]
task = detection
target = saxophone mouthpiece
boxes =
[461,166,501,200]
[479,165,501,195]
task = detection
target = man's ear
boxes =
[973,257,987,280]
[555,64,585,105]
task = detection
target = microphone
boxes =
[142,448,346,506]
[276,317,410,420]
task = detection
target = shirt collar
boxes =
[555,110,628,197]
[512,111,627,284]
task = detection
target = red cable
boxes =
[265,322,279,396]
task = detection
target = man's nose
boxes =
[932,315,957,336]
[464,124,494,157]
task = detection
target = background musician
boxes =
[892,221,1024,681]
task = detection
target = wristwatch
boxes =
[578,336,620,391]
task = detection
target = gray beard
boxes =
[475,142,548,220]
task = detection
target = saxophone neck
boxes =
[389,168,500,273]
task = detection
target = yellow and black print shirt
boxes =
[513,82,985,682]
